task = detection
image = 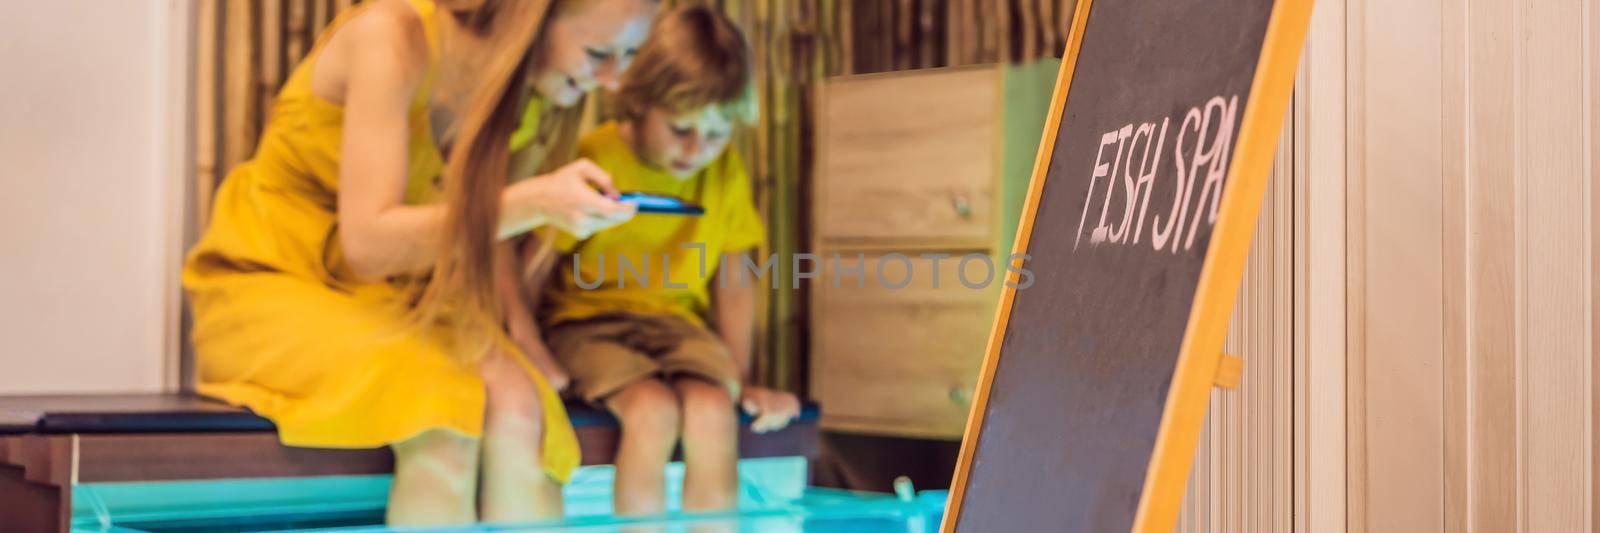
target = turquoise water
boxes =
[69,457,947,532]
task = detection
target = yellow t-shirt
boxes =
[541,122,766,327]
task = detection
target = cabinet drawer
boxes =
[814,66,999,247]
[809,253,999,439]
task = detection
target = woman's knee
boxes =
[481,354,543,428]
[392,429,480,496]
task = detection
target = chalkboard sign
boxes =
[942,1,1312,531]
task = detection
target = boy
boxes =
[522,5,801,516]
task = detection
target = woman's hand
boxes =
[502,159,636,239]
[739,386,801,434]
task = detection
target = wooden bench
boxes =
[0,393,820,532]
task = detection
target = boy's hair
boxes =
[616,4,758,124]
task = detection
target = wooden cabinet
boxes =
[813,66,998,247]
[810,65,1003,439]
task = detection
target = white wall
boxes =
[0,1,190,393]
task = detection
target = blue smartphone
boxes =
[618,192,705,216]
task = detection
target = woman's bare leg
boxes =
[478,351,565,523]
[388,429,480,526]
[673,378,739,512]
[605,378,682,515]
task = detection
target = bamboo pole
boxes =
[222,0,259,174]
[260,0,283,118]
[839,0,854,74]
[195,0,220,229]
[1019,0,1036,62]
[286,0,310,67]
[967,0,982,64]
[918,0,936,68]
[312,0,330,37]
[940,0,953,66]
[879,0,893,71]
[895,0,912,70]
[1038,0,1057,58]
[1059,0,1074,56]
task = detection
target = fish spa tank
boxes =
[0,395,947,533]
[67,457,949,532]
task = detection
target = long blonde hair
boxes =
[411,0,566,362]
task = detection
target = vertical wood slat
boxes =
[1439,0,1469,531]
[1175,80,1296,533]
[1360,0,1448,529]
[1521,0,1593,529]
[1591,0,1600,528]
[1339,0,1598,530]
[1272,113,1294,533]
[1303,2,1349,530]
[1463,0,1519,529]
[1344,0,1369,528]
[1290,42,1316,533]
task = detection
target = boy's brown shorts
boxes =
[544,313,740,404]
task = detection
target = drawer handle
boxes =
[950,193,972,219]
[949,385,973,406]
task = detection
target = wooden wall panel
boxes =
[1461,0,1522,530]
[1359,0,1446,530]
[1343,0,1370,525]
[1335,0,1600,530]
[1521,1,1593,530]
[1591,0,1600,528]
[1438,0,1468,530]
[1302,1,1348,530]
[1176,77,1297,533]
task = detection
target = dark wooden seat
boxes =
[0,393,820,532]
[0,393,818,435]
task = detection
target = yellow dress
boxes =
[182,0,579,484]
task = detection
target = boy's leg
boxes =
[673,377,739,511]
[606,377,682,515]
[477,350,564,523]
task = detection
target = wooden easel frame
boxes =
[941,1,1316,531]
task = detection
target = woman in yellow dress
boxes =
[183,0,655,525]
